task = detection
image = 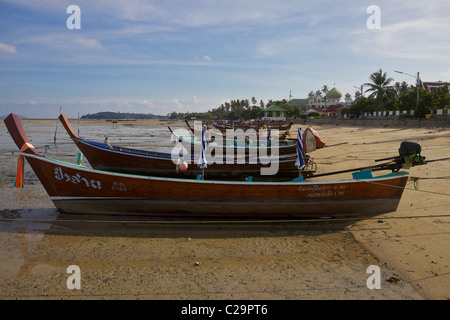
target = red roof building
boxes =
[422,82,449,92]
[325,104,345,113]
[325,104,345,119]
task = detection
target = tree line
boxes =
[344,69,449,118]
[167,98,295,120]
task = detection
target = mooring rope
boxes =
[365,176,450,197]
[2,211,450,225]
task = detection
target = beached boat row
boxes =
[3,113,426,220]
[58,114,314,179]
[200,119,292,132]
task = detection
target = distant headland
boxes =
[80,112,167,120]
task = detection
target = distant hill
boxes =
[0,114,27,119]
[81,112,167,120]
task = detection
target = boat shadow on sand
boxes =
[1,207,373,239]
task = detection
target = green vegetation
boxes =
[167,98,295,120]
[363,68,396,110]
[342,69,449,118]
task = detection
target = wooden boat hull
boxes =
[4,113,409,219]
[77,139,303,178]
[185,120,290,143]
[25,154,408,218]
[59,114,303,178]
[52,197,404,219]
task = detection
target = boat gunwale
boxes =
[75,137,300,164]
[22,152,409,186]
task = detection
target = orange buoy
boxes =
[179,161,188,171]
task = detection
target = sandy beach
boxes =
[0,118,449,301]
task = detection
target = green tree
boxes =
[168,111,178,119]
[321,85,329,111]
[415,88,432,118]
[393,81,410,98]
[266,99,293,117]
[433,86,450,110]
[364,69,396,110]
[396,87,417,112]
[345,97,378,117]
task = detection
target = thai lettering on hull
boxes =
[54,166,102,189]
[298,184,346,198]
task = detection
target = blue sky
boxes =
[1,0,449,118]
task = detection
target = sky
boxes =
[0,0,449,118]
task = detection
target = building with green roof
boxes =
[289,99,309,109]
[306,87,352,109]
[262,105,288,121]
[326,87,343,100]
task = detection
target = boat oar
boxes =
[54,106,62,141]
[424,157,450,164]
[185,119,194,133]
[302,159,408,180]
[303,154,450,181]
[168,126,184,143]
[374,156,399,162]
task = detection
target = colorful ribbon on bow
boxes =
[15,142,34,188]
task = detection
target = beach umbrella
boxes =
[295,126,305,170]
[197,125,208,178]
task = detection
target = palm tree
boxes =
[321,85,329,111]
[364,69,395,110]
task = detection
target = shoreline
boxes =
[9,115,450,127]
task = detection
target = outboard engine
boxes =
[399,141,425,168]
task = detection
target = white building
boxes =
[306,87,352,109]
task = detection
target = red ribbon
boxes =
[15,143,34,188]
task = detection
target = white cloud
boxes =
[73,37,103,50]
[443,67,450,80]
[256,34,318,57]
[349,7,450,61]
[171,98,184,111]
[136,96,224,114]
[0,43,17,54]
[203,56,212,62]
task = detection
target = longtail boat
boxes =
[184,120,326,154]
[5,113,412,219]
[58,114,311,179]
[207,120,292,132]
[184,119,290,141]
[183,120,296,155]
[171,126,297,157]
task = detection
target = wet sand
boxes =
[1,118,449,300]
